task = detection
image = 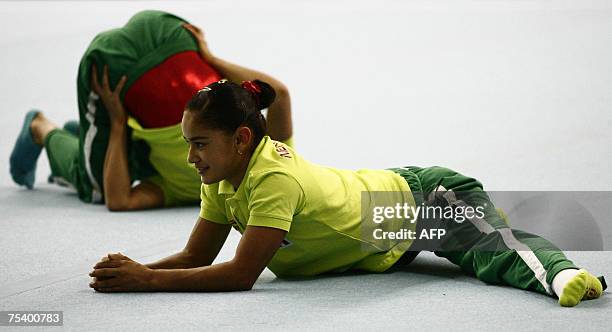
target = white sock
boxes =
[552,268,580,297]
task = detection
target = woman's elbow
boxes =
[275,84,290,100]
[105,199,132,212]
[235,277,255,291]
[230,265,258,291]
[106,203,128,212]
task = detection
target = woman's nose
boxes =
[187,146,200,163]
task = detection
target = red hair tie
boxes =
[241,80,262,107]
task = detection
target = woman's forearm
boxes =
[151,261,254,292]
[102,122,133,211]
[145,250,201,270]
[209,57,286,94]
[208,57,292,141]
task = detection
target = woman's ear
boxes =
[235,126,253,151]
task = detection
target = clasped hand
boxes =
[89,253,154,292]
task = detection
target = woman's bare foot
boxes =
[30,112,58,146]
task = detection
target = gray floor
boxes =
[1,1,611,330]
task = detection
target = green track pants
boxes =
[45,129,82,193]
[390,166,578,296]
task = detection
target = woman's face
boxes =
[181,111,243,185]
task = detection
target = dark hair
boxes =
[185,79,276,149]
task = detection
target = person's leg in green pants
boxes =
[44,128,93,197]
[394,166,604,307]
[14,111,153,205]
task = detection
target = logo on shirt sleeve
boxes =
[272,141,292,159]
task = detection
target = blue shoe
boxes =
[9,110,43,189]
[63,120,79,136]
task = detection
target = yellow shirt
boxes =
[199,136,417,277]
[128,118,200,206]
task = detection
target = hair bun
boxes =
[249,80,276,110]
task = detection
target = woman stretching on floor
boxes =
[89,49,605,307]
[9,13,292,211]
